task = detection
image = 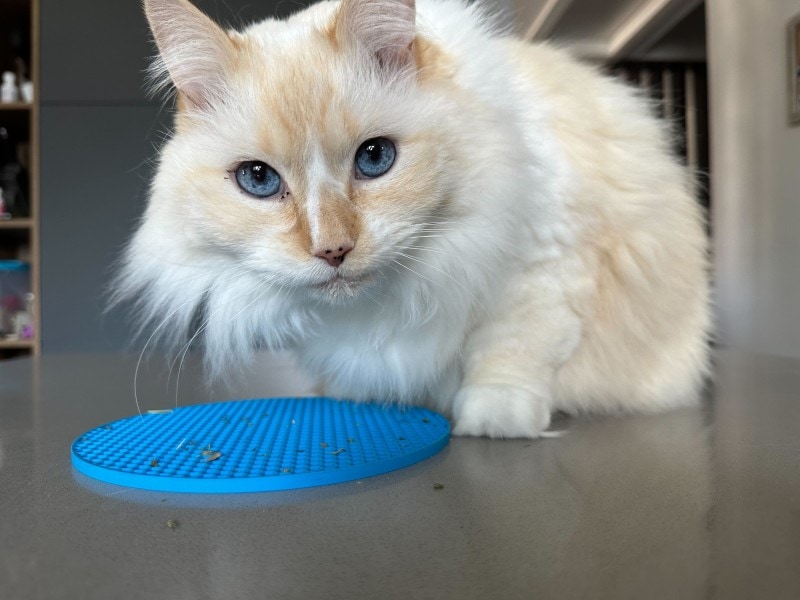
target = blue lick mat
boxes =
[71,397,450,493]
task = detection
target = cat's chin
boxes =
[311,273,369,304]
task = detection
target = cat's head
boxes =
[116,0,526,368]
[133,0,472,304]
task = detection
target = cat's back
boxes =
[497,41,710,416]
[504,40,687,196]
[408,2,683,207]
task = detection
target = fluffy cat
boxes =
[115,0,711,438]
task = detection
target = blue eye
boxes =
[234,161,282,198]
[355,137,396,178]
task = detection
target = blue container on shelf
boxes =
[0,260,32,338]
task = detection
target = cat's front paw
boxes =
[451,384,552,439]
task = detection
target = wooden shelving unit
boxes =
[0,0,39,359]
[0,338,34,349]
[0,217,33,228]
[0,102,29,111]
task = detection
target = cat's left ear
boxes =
[335,0,417,73]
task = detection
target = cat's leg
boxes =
[451,272,581,439]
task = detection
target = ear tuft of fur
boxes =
[143,0,236,109]
[336,0,417,73]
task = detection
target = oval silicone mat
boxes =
[71,397,450,493]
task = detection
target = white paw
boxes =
[451,384,552,439]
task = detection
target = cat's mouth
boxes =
[312,273,370,302]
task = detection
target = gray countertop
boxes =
[1,349,799,599]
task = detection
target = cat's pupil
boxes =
[252,164,266,182]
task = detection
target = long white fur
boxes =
[114,0,711,438]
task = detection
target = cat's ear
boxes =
[143,0,235,109]
[335,0,417,73]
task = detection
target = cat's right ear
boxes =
[143,0,235,110]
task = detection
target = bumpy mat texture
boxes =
[71,397,451,493]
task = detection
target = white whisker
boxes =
[396,251,488,313]
[172,277,272,408]
[389,259,436,286]
[133,286,213,419]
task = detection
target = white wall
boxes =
[707,0,800,358]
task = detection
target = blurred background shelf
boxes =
[0,337,34,349]
[0,0,39,359]
[0,217,33,228]
[0,102,31,110]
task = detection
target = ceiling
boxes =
[506,0,707,63]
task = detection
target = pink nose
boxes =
[315,245,353,267]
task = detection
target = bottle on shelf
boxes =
[0,72,19,103]
[0,127,29,218]
[20,81,33,103]
[14,58,33,103]
[0,260,31,341]
[0,186,9,220]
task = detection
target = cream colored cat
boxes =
[116,0,711,438]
